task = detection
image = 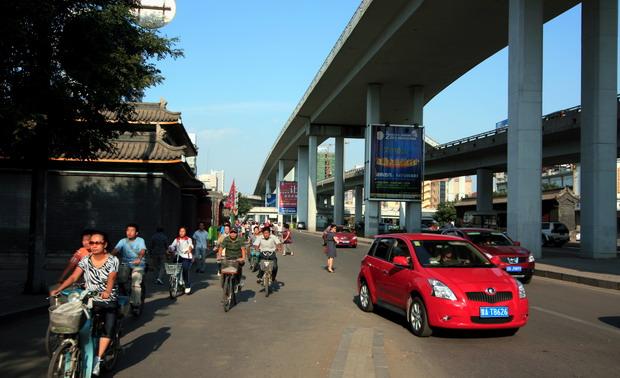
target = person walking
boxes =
[192,222,209,273]
[168,226,194,294]
[215,224,231,276]
[281,223,293,256]
[208,222,218,255]
[325,224,337,273]
[149,227,168,285]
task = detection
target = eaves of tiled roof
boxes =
[95,139,186,161]
[103,100,181,124]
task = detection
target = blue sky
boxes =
[144,2,615,194]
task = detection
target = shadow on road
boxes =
[599,316,620,329]
[351,296,520,339]
[112,326,171,375]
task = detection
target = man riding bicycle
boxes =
[112,223,146,309]
[253,227,282,284]
[217,228,246,291]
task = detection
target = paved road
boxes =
[1,232,620,377]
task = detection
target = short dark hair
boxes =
[198,221,205,226]
[81,229,95,238]
[156,226,164,233]
[90,230,108,243]
[126,223,140,232]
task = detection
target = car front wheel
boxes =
[408,297,432,337]
[358,281,374,312]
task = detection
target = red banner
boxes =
[225,180,237,209]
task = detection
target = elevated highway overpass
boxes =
[254,0,617,259]
[315,100,620,196]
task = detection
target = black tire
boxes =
[45,325,62,358]
[102,326,121,372]
[47,341,77,378]
[169,276,178,299]
[555,241,567,248]
[520,275,533,284]
[264,272,271,297]
[223,276,232,312]
[408,297,433,337]
[358,281,374,312]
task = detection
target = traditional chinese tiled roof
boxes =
[103,99,181,124]
[94,139,186,161]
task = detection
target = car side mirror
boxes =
[513,241,521,246]
[490,255,504,267]
[393,256,410,268]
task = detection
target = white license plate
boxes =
[480,306,509,318]
[341,241,349,244]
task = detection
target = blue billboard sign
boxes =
[369,124,424,201]
[265,193,276,207]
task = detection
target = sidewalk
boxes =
[300,230,620,290]
[0,270,55,323]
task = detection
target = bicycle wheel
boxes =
[223,276,232,312]
[47,340,78,378]
[264,271,271,297]
[45,325,62,357]
[169,275,178,299]
[103,323,122,371]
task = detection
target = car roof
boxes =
[456,228,501,233]
[375,233,465,241]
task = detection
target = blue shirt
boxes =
[115,237,147,268]
[192,230,209,249]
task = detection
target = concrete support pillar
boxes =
[507,0,543,257]
[297,146,309,225]
[334,137,345,225]
[364,84,382,236]
[476,168,494,212]
[581,0,618,258]
[276,160,285,225]
[399,203,406,229]
[355,185,363,224]
[308,134,318,232]
[405,85,424,233]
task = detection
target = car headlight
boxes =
[515,279,527,299]
[428,279,457,301]
[351,236,357,240]
[528,254,535,263]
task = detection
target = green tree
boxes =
[0,0,182,292]
[236,194,253,218]
[433,201,457,225]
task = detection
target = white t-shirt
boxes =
[169,237,194,259]
[253,234,281,252]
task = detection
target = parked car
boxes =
[542,222,569,247]
[357,233,529,337]
[441,228,535,283]
[334,226,358,248]
[296,221,306,230]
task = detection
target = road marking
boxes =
[329,327,389,378]
[531,306,620,337]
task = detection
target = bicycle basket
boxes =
[260,260,274,272]
[221,260,239,275]
[164,263,183,275]
[49,301,84,334]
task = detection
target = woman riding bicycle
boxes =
[50,230,118,376]
[168,226,194,295]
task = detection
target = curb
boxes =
[0,303,48,323]
[534,269,620,290]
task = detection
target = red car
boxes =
[441,228,535,284]
[357,233,529,337]
[334,226,358,248]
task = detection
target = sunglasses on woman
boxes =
[89,241,105,245]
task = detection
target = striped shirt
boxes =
[78,254,119,303]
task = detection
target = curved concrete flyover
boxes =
[315,99,620,195]
[253,0,579,195]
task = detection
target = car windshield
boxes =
[336,226,351,233]
[411,240,493,268]
[465,231,513,246]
